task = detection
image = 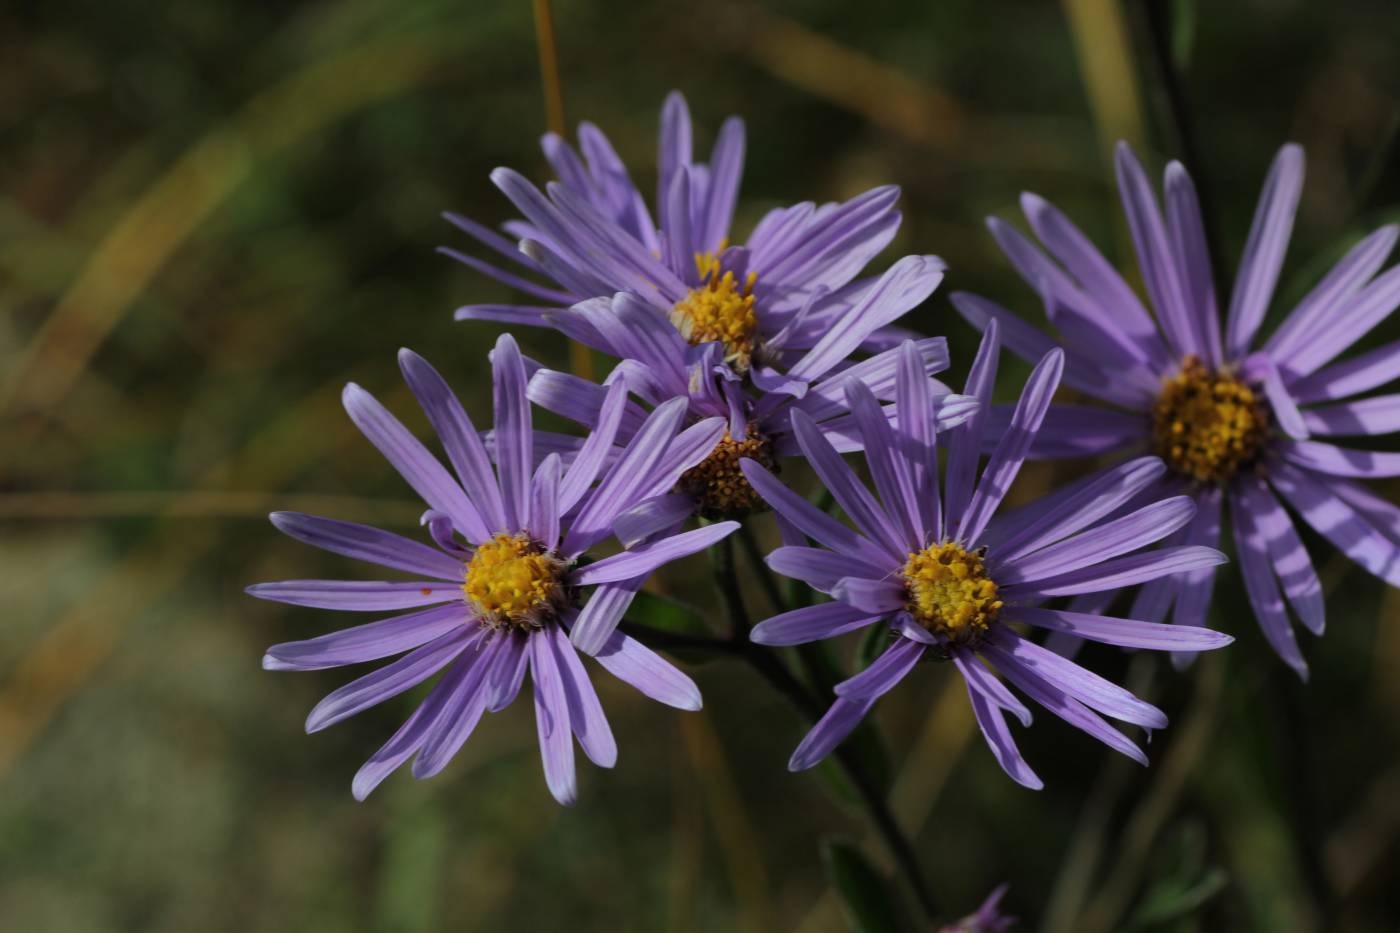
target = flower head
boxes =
[745,327,1232,787]
[953,141,1400,678]
[247,335,737,804]
[939,884,1016,933]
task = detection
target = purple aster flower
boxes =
[952,142,1400,677]
[247,334,737,804]
[939,884,1016,932]
[445,90,917,380]
[743,326,1232,788]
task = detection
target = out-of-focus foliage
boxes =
[1,1,1398,930]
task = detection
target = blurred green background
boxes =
[3,0,1400,930]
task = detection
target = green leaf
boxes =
[626,590,711,637]
[821,838,904,933]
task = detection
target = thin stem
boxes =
[707,544,940,921]
[1139,0,1224,283]
[530,0,566,137]
[738,523,787,613]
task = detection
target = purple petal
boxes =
[1000,546,1227,599]
[1283,263,1400,376]
[958,348,1064,544]
[305,628,476,733]
[834,636,925,699]
[751,601,881,646]
[351,686,445,800]
[963,678,1042,790]
[268,511,464,580]
[790,409,907,560]
[341,383,481,540]
[944,321,1001,530]
[1280,439,1400,478]
[979,404,1148,460]
[657,91,693,234]
[1225,144,1305,358]
[399,350,509,536]
[263,603,470,671]
[556,379,633,513]
[788,696,876,771]
[491,334,533,531]
[845,380,922,549]
[573,521,739,586]
[246,580,462,611]
[1233,489,1310,678]
[570,576,645,657]
[896,339,941,539]
[1269,463,1400,587]
[529,629,578,805]
[832,576,906,614]
[529,454,563,550]
[438,246,577,305]
[1163,163,1225,366]
[547,623,617,768]
[952,649,1032,726]
[1168,486,1224,637]
[766,546,886,595]
[412,640,498,778]
[698,116,744,252]
[594,627,703,710]
[986,629,1167,729]
[1290,336,1400,404]
[997,496,1196,585]
[1007,606,1232,651]
[484,629,530,711]
[1238,477,1323,635]
[1303,394,1400,437]
[739,459,889,567]
[614,492,696,548]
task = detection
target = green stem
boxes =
[708,541,939,922]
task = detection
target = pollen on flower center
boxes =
[677,426,775,519]
[1151,355,1268,484]
[463,533,567,629]
[902,542,1002,642]
[670,249,759,372]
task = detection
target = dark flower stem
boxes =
[708,535,940,922]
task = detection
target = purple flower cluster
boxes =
[248,93,1394,817]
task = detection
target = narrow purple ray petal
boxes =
[766,546,886,594]
[412,640,499,778]
[454,304,566,327]
[789,336,949,424]
[738,462,894,570]
[1000,545,1227,600]
[305,628,476,733]
[750,601,882,646]
[1168,486,1223,637]
[986,630,1167,729]
[1280,440,1400,478]
[1234,490,1310,679]
[594,627,703,710]
[399,350,509,536]
[1225,145,1306,357]
[1303,394,1400,437]
[790,410,907,559]
[1290,336,1400,404]
[958,348,1064,545]
[263,603,471,671]
[1163,162,1225,366]
[641,418,729,501]
[1007,607,1232,651]
[896,339,941,539]
[342,383,480,540]
[1267,224,1398,363]
[246,580,462,611]
[1269,463,1400,587]
[788,696,877,771]
[834,636,925,699]
[698,117,744,252]
[529,629,578,805]
[570,576,645,657]
[990,649,1148,766]
[1283,264,1400,376]
[963,681,1043,790]
[614,493,696,548]
[268,512,464,580]
[351,685,448,801]
[563,397,688,555]
[998,496,1196,585]
[979,404,1148,460]
[1239,476,1324,635]
[944,322,1000,531]
[443,210,541,271]
[1113,142,1197,359]
[491,334,533,531]
[953,650,1032,726]
[574,522,739,586]
[1332,478,1400,547]
[657,91,693,234]
[485,630,531,711]
[1021,190,1171,369]
[763,185,901,283]
[557,379,632,514]
[437,246,577,305]
[547,623,617,768]
[984,456,1168,562]
[831,575,905,613]
[529,454,562,550]
[845,380,921,549]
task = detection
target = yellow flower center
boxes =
[676,427,776,519]
[1151,355,1268,484]
[670,249,759,372]
[463,533,566,629]
[902,542,1002,642]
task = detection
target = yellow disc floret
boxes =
[463,533,566,629]
[670,249,759,372]
[677,426,776,519]
[902,542,1002,642]
[1152,355,1268,484]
